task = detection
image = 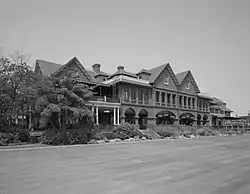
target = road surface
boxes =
[1,135,250,194]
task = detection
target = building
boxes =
[209,97,233,127]
[34,57,212,129]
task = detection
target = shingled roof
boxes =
[147,63,179,86]
[35,59,62,77]
[175,70,189,85]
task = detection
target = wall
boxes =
[56,61,90,82]
[178,74,197,95]
[153,68,178,91]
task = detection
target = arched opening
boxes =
[138,109,148,129]
[124,108,136,124]
[197,114,201,126]
[156,111,176,125]
[203,115,208,126]
[179,113,195,126]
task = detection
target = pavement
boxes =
[0,135,250,194]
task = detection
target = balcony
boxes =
[156,102,161,106]
[91,95,120,103]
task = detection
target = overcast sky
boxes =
[0,0,250,116]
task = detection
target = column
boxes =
[113,107,116,125]
[117,107,120,125]
[159,92,162,105]
[96,106,99,125]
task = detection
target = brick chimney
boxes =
[117,66,124,72]
[92,64,101,73]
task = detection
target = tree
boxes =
[0,55,35,127]
[35,76,94,131]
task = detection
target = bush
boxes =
[113,123,142,138]
[17,131,30,142]
[102,132,128,140]
[38,130,90,145]
[157,131,175,138]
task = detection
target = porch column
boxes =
[117,107,120,125]
[96,106,99,125]
[113,107,116,125]
[134,116,139,125]
[121,116,125,124]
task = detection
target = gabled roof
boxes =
[136,69,151,75]
[175,70,189,85]
[35,59,62,77]
[53,57,93,82]
[212,97,226,105]
[103,75,150,87]
[109,70,137,79]
[147,63,179,86]
[176,70,200,93]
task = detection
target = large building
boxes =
[209,97,233,127]
[34,57,212,129]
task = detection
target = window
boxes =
[161,92,165,103]
[188,97,191,107]
[164,74,170,85]
[184,96,187,106]
[131,90,136,101]
[167,93,171,104]
[144,91,149,103]
[156,91,160,102]
[186,79,190,89]
[124,89,129,99]
[192,98,195,107]
[71,71,79,79]
[172,94,176,105]
[179,95,182,105]
[138,90,143,103]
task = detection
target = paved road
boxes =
[1,135,250,194]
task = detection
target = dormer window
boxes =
[164,74,169,85]
[186,79,190,89]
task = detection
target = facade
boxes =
[209,97,233,127]
[34,57,212,129]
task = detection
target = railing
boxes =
[90,95,120,103]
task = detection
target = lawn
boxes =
[1,135,250,194]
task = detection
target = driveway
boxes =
[1,135,250,194]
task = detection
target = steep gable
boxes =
[34,59,61,77]
[148,63,179,85]
[177,70,200,94]
[53,57,93,82]
[149,63,179,91]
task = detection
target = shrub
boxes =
[17,131,30,142]
[113,123,142,138]
[38,130,90,145]
[157,131,174,138]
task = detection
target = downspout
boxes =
[177,89,181,135]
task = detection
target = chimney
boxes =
[117,66,124,72]
[248,110,250,116]
[92,64,101,72]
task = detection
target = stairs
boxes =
[138,128,162,139]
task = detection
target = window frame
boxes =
[164,74,170,85]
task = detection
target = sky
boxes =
[0,0,250,116]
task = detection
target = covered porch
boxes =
[88,102,121,127]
